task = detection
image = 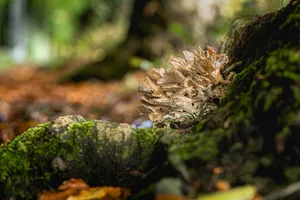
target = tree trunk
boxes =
[61,0,172,82]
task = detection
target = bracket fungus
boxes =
[138,46,234,128]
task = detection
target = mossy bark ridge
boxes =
[0,115,172,199]
[173,0,300,191]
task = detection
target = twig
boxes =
[222,61,243,76]
[262,181,300,200]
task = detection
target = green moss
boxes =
[279,2,300,30]
[135,128,162,149]
[0,119,103,199]
[169,127,221,161]
[141,5,300,177]
[226,2,299,69]
[67,121,95,137]
[225,62,257,101]
[0,122,52,198]
[0,116,173,199]
[132,128,162,160]
[285,167,300,182]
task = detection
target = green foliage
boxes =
[285,167,300,182]
[30,0,90,44]
[168,23,192,43]
[29,0,125,45]
[129,57,154,70]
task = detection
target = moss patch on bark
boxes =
[0,116,169,199]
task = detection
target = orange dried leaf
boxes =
[253,194,262,200]
[38,188,79,200]
[58,178,89,191]
[215,180,230,191]
[38,178,89,200]
[67,187,131,200]
[213,167,224,175]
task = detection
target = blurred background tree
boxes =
[0,0,290,79]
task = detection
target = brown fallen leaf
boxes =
[291,0,298,6]
[252,194,262,200]
[215,180,231,191]
[212,167,224,175]
[0,67,143,145]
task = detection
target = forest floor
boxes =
[0,65,147,144]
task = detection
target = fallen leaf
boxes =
[212,167,224,175]
[215,180,230,191]
[58,178,89,191]
[156,194,187,200]
[38,178,89,200]
[67,187,131,200]
[196,185,256,200]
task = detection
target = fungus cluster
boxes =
[138,46,234,128]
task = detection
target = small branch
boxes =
[222,61,243,76]
[262,181,300,200]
